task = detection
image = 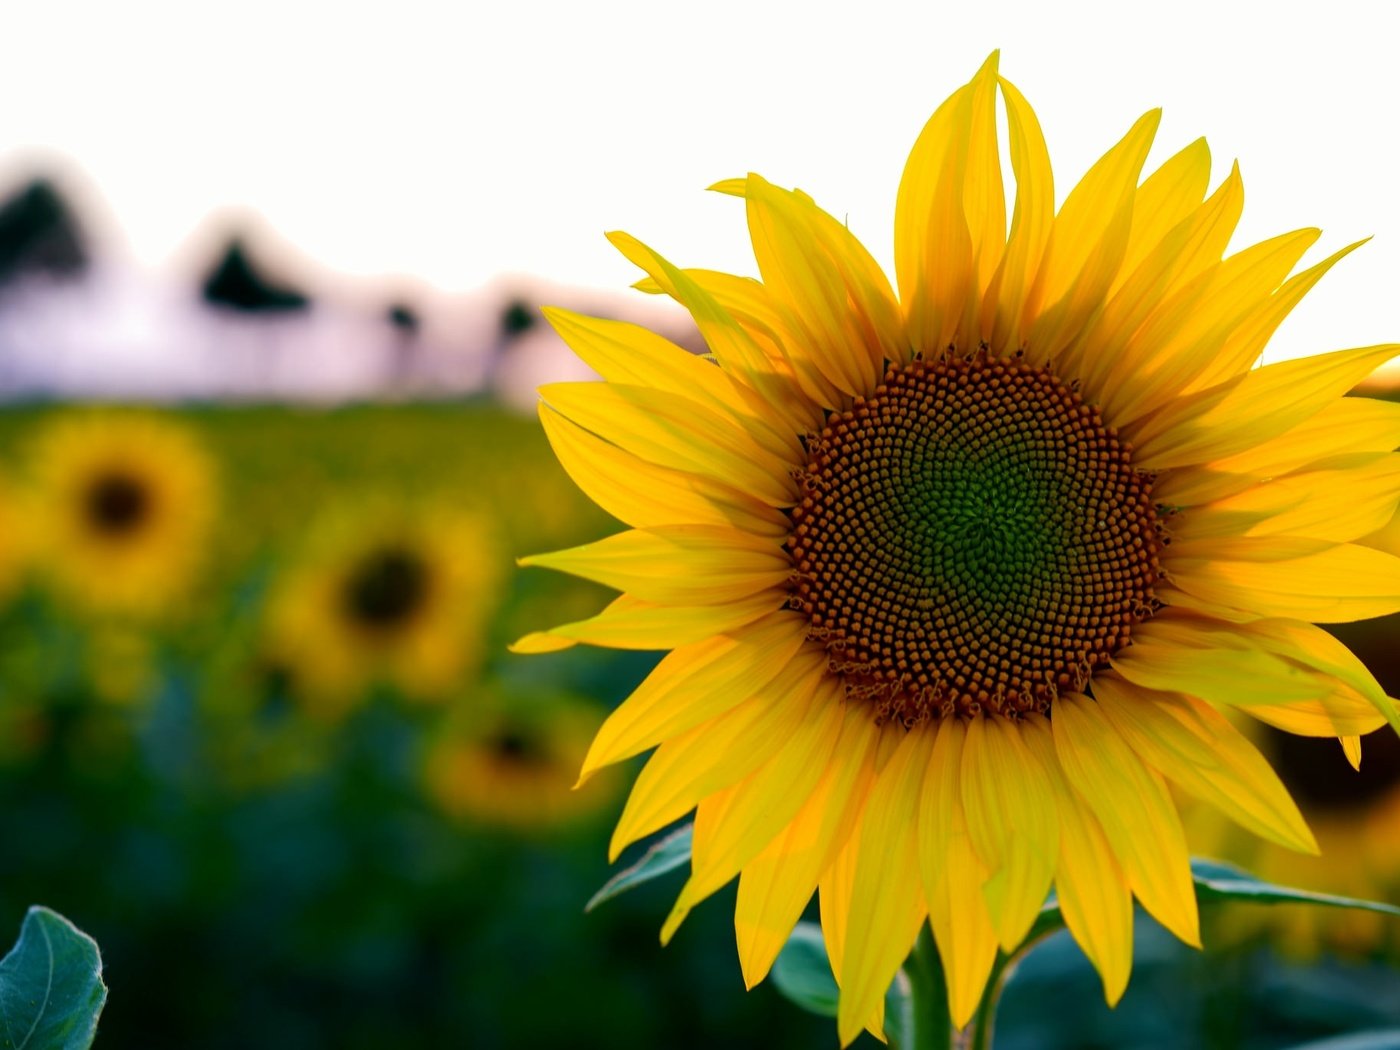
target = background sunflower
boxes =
[423,686,621,832]
[23,411,217,619]
[261,500,504,719]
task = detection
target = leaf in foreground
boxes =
[585,824,694,913]
[0,907,107,1050]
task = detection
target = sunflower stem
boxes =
[905,928,952,1050]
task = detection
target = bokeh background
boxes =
[2,2,1399,1047]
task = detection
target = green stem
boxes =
[962,927,1056,1050]
[904,928,952,1050]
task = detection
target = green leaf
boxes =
[0,906,107,1050]
[585,824,693,912]
[770,921,912,1046]
[1279,1031,1400,1050]
[1189,858,1400,918]
[772,923,838,1017]
[1027,858,1400,945]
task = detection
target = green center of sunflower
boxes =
[343,546,430,629]
[787,353,1162,726]
[84,471,152,536]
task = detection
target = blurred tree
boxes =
[200,238,309,313]
[0,178,88,291]
[499,298,535,339]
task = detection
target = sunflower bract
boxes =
[517,52,1400,1044]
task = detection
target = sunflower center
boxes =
[1269,728,1400,812]
[787,353,1161,725]
[490,730,549,766]
[85,471,151,536]
[344,547,430,628]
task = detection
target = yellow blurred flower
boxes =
[518,52,1400,1040]
[0,468,32,606]
[263,501,502,720]
[25,411,217,619]
[423,690,620,832]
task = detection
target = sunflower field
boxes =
[1,395,1399,1049]
[0,402,830,1048]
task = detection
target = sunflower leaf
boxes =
[772,923,839,1017]
[0,906,107,1050]
[1188,858,1400,917]
[1277,1032,1400,1050]
[585,823,693,912]
[1024,858,1400,952]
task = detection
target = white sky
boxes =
[3,0,1397,364]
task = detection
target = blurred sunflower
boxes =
[424,689,620,832]
[264,503,501,719]
[26,411,217,618]
[0,468,31,606]
[517,53,1400,1040]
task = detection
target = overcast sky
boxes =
[3,0,1396,364]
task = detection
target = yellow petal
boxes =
[1020,109,1160,365]
[1075,161,1240,396]
[508,590,781,653]
[1342,735,1364,771]
[1244,693,1387,738]
[609,650,826,858]
[895,63,980,355]
[985,73,1053,350]
[962,54,1007,301]
[917,718,999,1028]
[606,231,816,431]
[578,611,810,781]
[632,265,836,425]
[1189,238,1368,393]
[1020,716,1134,1005]
[539,403,789,537]
[1232,618,1400,734]
[836,726,931,1047]
[1155,397,1400,508]
[742,174,896,393]
[543,305,805,462]
[661,681,845,943]
[1127,342,1400,470]
[735,703,881,988]
[1105,225,1317,423]
[1168,454,1400,545]
[1052,695,1200,947]
[1166,538,1400,624]
[520,525,790,606]
[1113,137,1213,287]
[819,825,860,989]
[1111,639,1330,708]
[1092,675,1315,853]
[960,717,1059,950]
[819,833,889,1044]
[540,381,797,506]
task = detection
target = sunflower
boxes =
[0,468,31,607]
[263,503,501,719]
[423,688,620,832]
[26,411,217,618]
[515,53,1400,1042]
